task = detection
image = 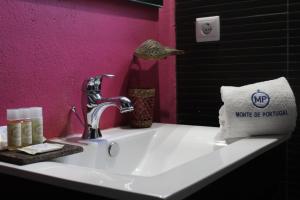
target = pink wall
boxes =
[0,0,176,138]
[158,0,176,123]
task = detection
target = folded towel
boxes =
[219,77,297,139]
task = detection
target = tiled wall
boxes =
[288,1,300,199]
[175,0,299,199]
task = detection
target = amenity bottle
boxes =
[19,108,32,147]
[7,109,22,150]
[30,107,44,144]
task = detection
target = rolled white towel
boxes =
[219,77,297,139]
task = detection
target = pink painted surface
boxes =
[158,0,177,123]
[0,0,176,138]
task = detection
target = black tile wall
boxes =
[176,0,299,199]
[176,0,289,126]
[288,0,300,199]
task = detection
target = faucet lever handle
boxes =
[98,74,115,82]
[85,74,115,105]
[87,74,114,91]
[97,74,115,93]
[96,74,115,96]
[100,74,115,78]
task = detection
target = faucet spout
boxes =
[102,96,134,113]
[81,74,134,139]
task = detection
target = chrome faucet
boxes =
[81,74,134,139]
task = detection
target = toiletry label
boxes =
[32,118,44,144]
[8,122,22,149]
[21,121,32,146]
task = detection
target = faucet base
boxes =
[82,127,102,139]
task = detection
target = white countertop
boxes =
[0,123,289,200]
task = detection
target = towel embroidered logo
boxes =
[251,90,270,108]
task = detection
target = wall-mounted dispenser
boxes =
[195,16,220,42]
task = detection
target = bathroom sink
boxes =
[53,124,224,177]
[0,123,287,200]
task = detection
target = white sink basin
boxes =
[54,124,224,177]
[0,123,287,200]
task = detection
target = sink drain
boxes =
[108,142,120,157]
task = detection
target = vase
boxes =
[128,88,155,128]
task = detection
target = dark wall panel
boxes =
[176,0,299,199]
[176,0,288,126]
[288,1,300,200]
